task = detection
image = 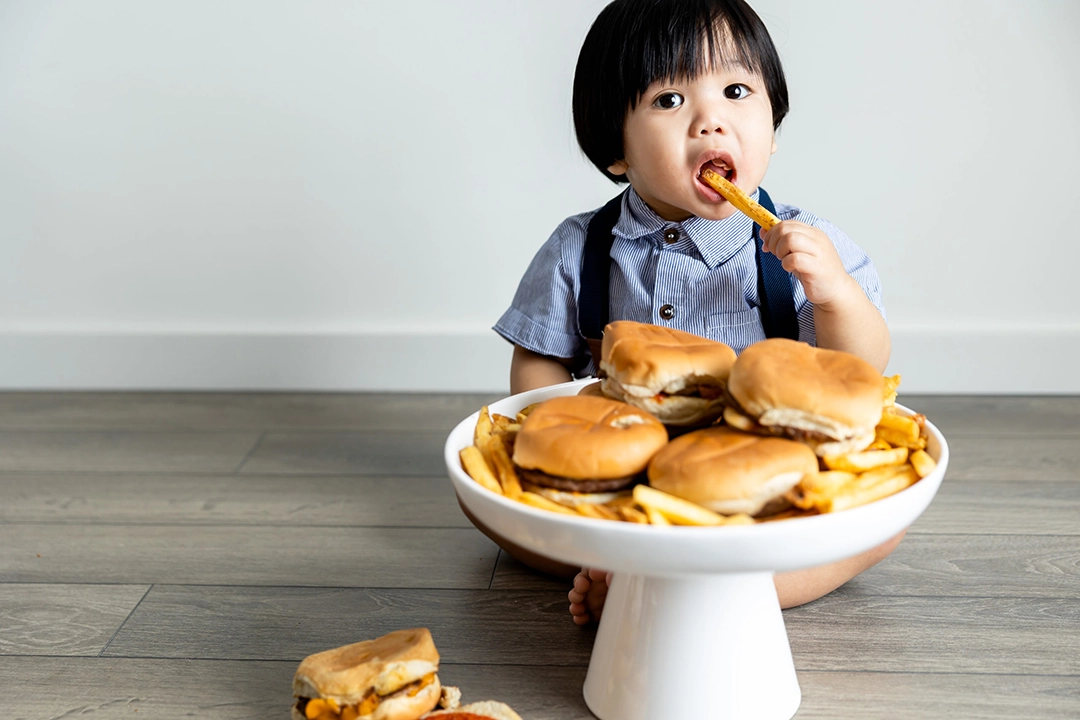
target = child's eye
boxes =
[653,92,684,109]
[724,84,752,100]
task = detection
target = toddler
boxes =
[477,0,901,624]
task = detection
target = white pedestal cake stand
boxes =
[444,380,949,720]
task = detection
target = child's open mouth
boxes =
[696,157,736,202]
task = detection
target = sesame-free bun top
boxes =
[600,321,737,394]
[648,426,819,516]
[292,628,439,706]
[728,339,884,437]
[599,321,737,425]
[512,395,668,479]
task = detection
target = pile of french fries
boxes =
[458,403,753,527]
[458,374,937,526]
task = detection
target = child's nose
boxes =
[694,106,728,136]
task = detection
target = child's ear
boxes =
[771,136,778,155]
[607,159,629,176]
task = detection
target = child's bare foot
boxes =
[567,567,612,625]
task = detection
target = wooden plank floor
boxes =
[1,392,1078,719]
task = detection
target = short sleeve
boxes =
[773,206,886,346]
[493,214,591,363]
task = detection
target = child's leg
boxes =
[568,529,908,623]
[456,495,578,579]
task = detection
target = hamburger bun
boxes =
[647,426,819,517]
[292,628,441,720]
[599,321,736,426]
[511,395,668,492]
[727,339,884,456]
[424,700,523,720]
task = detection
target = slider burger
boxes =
[599,321,737,426]
[511,395,668,495]
[293,628,442,720]
[648,426,819,517]
[425,700,523,720]
[725,338,885,457]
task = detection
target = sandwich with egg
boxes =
[292,628,444,720]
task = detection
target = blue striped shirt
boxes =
[494,187,885,375]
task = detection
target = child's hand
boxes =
[761,220,856,308]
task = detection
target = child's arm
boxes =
[762,221,891,373]
[510,345,574,395]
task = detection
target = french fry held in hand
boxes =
[699,168,779,231]
[823,446,908,473]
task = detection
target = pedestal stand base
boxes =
[583,572,800,720]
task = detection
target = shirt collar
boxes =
[613,186,759,269]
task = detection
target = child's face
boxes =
[609,62,777,223]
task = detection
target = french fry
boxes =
[823,446,908,473]
[723,513,756,526]
[605,495,639,510]
[910,449,937,478]
[459,446,503,495]
[644,505,671,526]
[519,491,578,515]
[757,508,815,522]
[868,438,893,451]
[699,168,779,231]
[577,503,622,521]
[488,440,523,499]
[787,470,857,510]
[617,505,650,524]
[492,413,515,432]
[474,406,494,457]
[822,465,917,513]
[876,427,926,450]
[877,414,921,443]
[633,485,725,526]
[515,402,540,424]
[882,374,902,406]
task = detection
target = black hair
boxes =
[573,0,789,183]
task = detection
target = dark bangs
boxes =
[573,0,789,183]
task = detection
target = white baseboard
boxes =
[0,328,1077,393]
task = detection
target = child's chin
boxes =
[696,205,737,222]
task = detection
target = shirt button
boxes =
[663,229,679,243]
[659,304,675,320]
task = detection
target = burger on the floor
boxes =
[292,629,523,720]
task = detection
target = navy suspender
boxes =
[576,188,798,374]
[753,188,800,342]
[577,192,627,373]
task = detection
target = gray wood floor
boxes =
[1,392,1078,719]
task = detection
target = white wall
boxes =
[1,0,1077,392]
